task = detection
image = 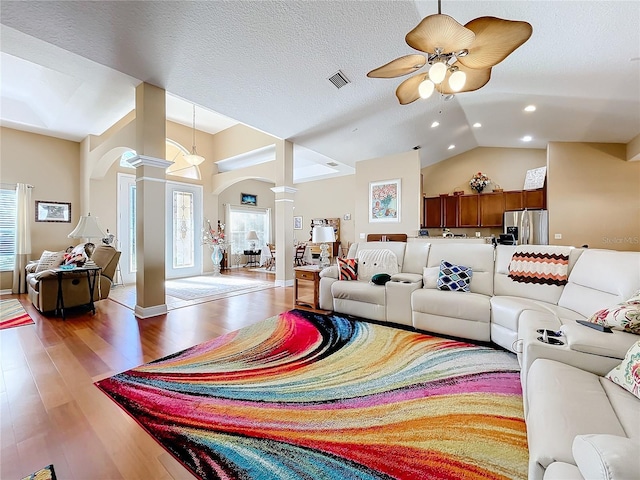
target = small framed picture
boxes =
[241,193,257,206]
[293,216,303,230]
[35,201,71,223]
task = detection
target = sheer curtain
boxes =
[12,183,32,293]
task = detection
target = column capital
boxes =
[270,186,298,195]
[128,155,173,169]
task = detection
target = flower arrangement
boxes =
[469,172,491,193]
[203,220,226,247]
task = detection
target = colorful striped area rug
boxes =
[0,299,34,330]
[96,309,527,479]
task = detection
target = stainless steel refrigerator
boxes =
[503,209,549,245]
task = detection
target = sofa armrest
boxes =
[26,262,39,274]
[320,266,339,279]
[561,322,636,360]
[390,272,423,284]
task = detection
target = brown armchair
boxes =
[26,245,121,314]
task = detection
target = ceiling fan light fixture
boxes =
[429,61,447,84]
[418,79,435,99]
[448,70,466,91]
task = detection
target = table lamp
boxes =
[312,225,335,268]
[68,213,107,267]
[246,230,259,251]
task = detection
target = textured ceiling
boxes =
[1,0,639,176]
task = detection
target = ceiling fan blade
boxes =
[457,17,533,70]
[395,73,428,105]
[406,14,475,54]
[367,54,427,78]
[438,66,492,95]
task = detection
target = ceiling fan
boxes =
[367,0,532,105]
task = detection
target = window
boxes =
[227,205,271,253]
[0,188,17,271]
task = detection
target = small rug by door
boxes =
[109,275,275,310]
[21,464,57,480]
[96,309,528,479]
[0,299,34,330]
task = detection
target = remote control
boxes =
[576,320,613,333]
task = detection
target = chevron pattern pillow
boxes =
[508,249,570,286]
[437,260,473,292]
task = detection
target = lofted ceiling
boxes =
[1,1,639,182]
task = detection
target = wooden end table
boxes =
[294,265,322,310]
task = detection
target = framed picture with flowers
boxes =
[369,179,400,223]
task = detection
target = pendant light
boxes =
[184,104,205,166]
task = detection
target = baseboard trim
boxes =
[134,304,168,319]
[0,289,13,295]
[275,279,294,287]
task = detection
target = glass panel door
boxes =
[166,181,202,279]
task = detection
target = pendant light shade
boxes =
[184,104,205,166]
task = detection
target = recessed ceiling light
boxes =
[447,144,455,150]
[522,135,532,142]
[473,122,482,128]
[431,121,440,128]
[524,105,536,112]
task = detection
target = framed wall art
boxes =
[293,216,303,230]
[241,193,257,206]
[369,179,400,223]
[35,201,71,223]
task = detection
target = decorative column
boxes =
[129,82,171,318]
[271,139,296,287]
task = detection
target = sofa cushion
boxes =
[337,257,357,280]
[331,280,385,306]
[542,462,583,480]
[572,434,640,480]
[558,250,640,319]
[605,341,640,399]
[412,289,491,323]
[437,260,472,292]
[526,359,628,479]
[508,247,570,286]
[356,249,398,282]
[35,250,65,272]
[587,296,640,335]
[426,243,494,296]
[347,242,406,271]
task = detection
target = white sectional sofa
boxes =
[319,240,640,479]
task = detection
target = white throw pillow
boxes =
[572,434,640,480]
[35,250,65,273]
[356,249,398,282]
[422,266,439,289]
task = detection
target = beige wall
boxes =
[209,124,276,163]
[548,142,640,251]
[0,127,81,289]
[355,151,422,239]
[293,175,356,248]
[422,147,546,196]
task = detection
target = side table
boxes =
[52,266,101,320]
[294,266,322,310]
[243,250,261,267]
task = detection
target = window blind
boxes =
[0,188,17,271]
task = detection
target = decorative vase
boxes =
[211,244,223,276]
[472,186,484,194]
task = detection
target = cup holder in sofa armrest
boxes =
[537,336,565,346]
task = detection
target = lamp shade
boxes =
[183,153,205,166]
[246,230,260,241]
[68,213,107,240]
[312,226,335,243]
[429,61,447,84]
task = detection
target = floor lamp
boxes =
[312,226,335,268]
[68,213,107,267]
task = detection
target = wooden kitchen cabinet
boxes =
[423,196,442,228]
[480,192,505,226]
[458,195,479,227]
[443,195,459,228]
[504,190,524,211]
[524,188,546,209]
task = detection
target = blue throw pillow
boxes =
[437,260,472,292]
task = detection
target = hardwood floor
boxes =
[1,270,307,479]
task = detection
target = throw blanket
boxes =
[508,246,571,286]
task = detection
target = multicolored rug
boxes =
[96,309,528,479]
[21,464,56,480]
[0,299,34,330]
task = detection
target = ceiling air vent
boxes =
[326,162,339,167]
[328,70,350,89]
